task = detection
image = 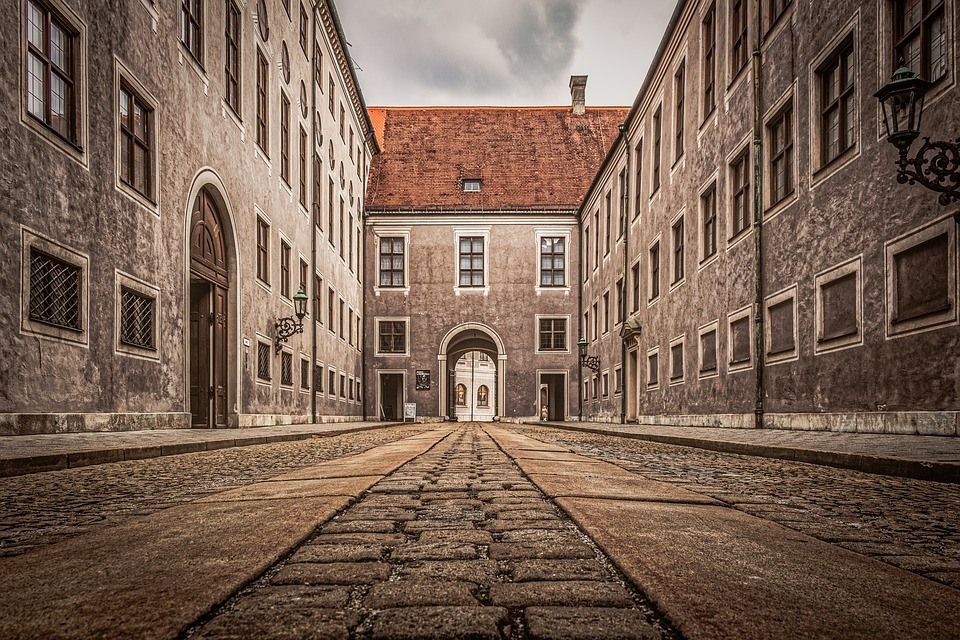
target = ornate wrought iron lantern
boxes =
[875,64,959,206]
[577,336,600,373]
[275,287,309,353]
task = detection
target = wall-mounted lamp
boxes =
[275,287,309,354]
[577,336,600,373]
[875,63,959,207]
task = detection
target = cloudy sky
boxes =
[336,0,677,107]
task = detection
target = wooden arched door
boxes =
[189,188,229,428]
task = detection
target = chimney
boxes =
[569,75,587,115]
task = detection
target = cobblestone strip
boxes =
[189,424,676,640]
[0,425,430,558]
[512,425,960,590]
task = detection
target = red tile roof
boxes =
[365,106,629,212]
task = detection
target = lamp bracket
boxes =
[580,354,601,374]
[275,316,304,354]
[896,136,960,206]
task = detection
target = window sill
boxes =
[810,144,859,190]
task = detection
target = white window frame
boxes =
[373,228,410,295]
[535,314,571,354]
[535,228,571,294]
[764,283,800,365]
[374,316,410,357]
[453,227,490,295]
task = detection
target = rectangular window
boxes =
[328,178,335,244]
[256,50,268,153]
[119,287,155,350]
[379,237,405,287]
[314,363,323,393]
[280,240,291,299]
[540,237,565,287]
[616,278,624,324]
[224,0,241,115]
[348,377,355,400]
[349,309,355,346]
[674,62,685,160]
[633,140,643,218]
[602,372,609,398]
[731,150,751,237]
[256,217,269,284]
[670,341,684,381]
[819,38,856,167]
[769,103,794,206]
[672,217,685,284]
[327,287,335,334]
[769,0,792,28]
[28,248,82,331]
[895,0,947,82]
[338,199,345,259]
[594,209,600,267]
[604,192,612,255]
[647,351,659,388]
[339,103,345,140]
[701,184,717,260]
[730,314,752,365]
[314,156,323,230]
[618,169,628,237]
[300,357,310,390]
[257,341,271,381]
[339,299,345,338]
[118,84,153,200]
[649,242,660,301]
[731,0,748,76]
[180,0,203,62]
[329,369,336,395]
[615,367,622,395]
[315,43,323,89]
[328,73,335,115]
[281,0,290,16]
[652,107,662,193]
[702,5,716,117]
[299,127,308,206]
[631,263,640,313]
[603,292,610,333]
[894,232,950,322]
[583,228,590,281]
[348,213,354,272]
[299,3,309,55]
[340,373,346,398]
[700,328,718,373]
[280,351,293,386]
[280,92,290,185]
[459,236,484,287]
[298,258,308,300]
[314,274,323,323]
[822,272,858,340]
[766,296,797,357]
[538,318,567,351]
[25,0,79,144]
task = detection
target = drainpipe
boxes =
[310,1,320,424]
[577,211,584,422]
[618,124,629,425]
[360,143,368,421]
[751,0,765,429]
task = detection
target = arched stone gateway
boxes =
[437,323,507,421]
[183,172,241,428]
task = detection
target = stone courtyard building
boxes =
[2,0,376,433]
[579,0,960,433]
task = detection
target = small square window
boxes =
[279,352,293,387]
[670,338,685,383]
[463,179,481,192]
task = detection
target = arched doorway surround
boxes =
[437,323,507,420]
[182,169,241,428]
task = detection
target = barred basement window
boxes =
[29,248,82,331]
[120,287,155,350]
[280,351,293,386]
[257,341,271,381]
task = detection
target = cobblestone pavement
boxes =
[0,425,429,558]
[189,425,675,640]
[513,425,960,589]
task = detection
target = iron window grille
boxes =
[300,357,309,389]
[257,341,271,380]
[224,1,241,115]
[29,248,81,331]
[894,0,946,82]
[539,237,565,287]
[118,84,153,199]
[378,321,406,353]
[280,351,293,386]
[119,287,155,350]
[769,103,794,205]
[25,0,78,144]
[180,0,203,63]
[538,318,567,351]
[459,237,484,287]
[380,237,405,287]
[819,38,856,167]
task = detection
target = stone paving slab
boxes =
[0,427,452,639]
[557,497,960,640]
[195,475,383,502]
[539,421,960,483]
[0,421,405,477]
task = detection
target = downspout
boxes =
[577,210,584,422]
[310,0,319,424]
[751,0,765,429]
[360,142,368,421]
[618,124,629,424]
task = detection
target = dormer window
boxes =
[463,179,481,192]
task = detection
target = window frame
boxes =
[20,227,89,346]
[537,232,568,290]
[377,234,407,290]
[115,270,160,360]
[255,48,269,155]
[701,3,717,120]
[646,346,660,390]
[815,255,864,354]
[669,334,686,385]
[179,0,204,65]
[727,305,754,373]
[763,284,800,364]
[454,230,489,291]
[648,237,661,303]
[816,35,857,169]
[765,96,795,211]
[255,215,270,286]
[536,315,569,353]
[698,320,720,379]
[670,212,686,288]
[730,0,749,79]
[893,0,948,83]
[224,0,241,116]
[699,181,718,265]
[728,144,752,243]
[115,62,159,210]
[674,60,686,162]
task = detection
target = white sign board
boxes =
[403,403,417,422]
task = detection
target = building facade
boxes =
[1,0,376,434]
[579,0,959,433]
[363,93,627,422]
